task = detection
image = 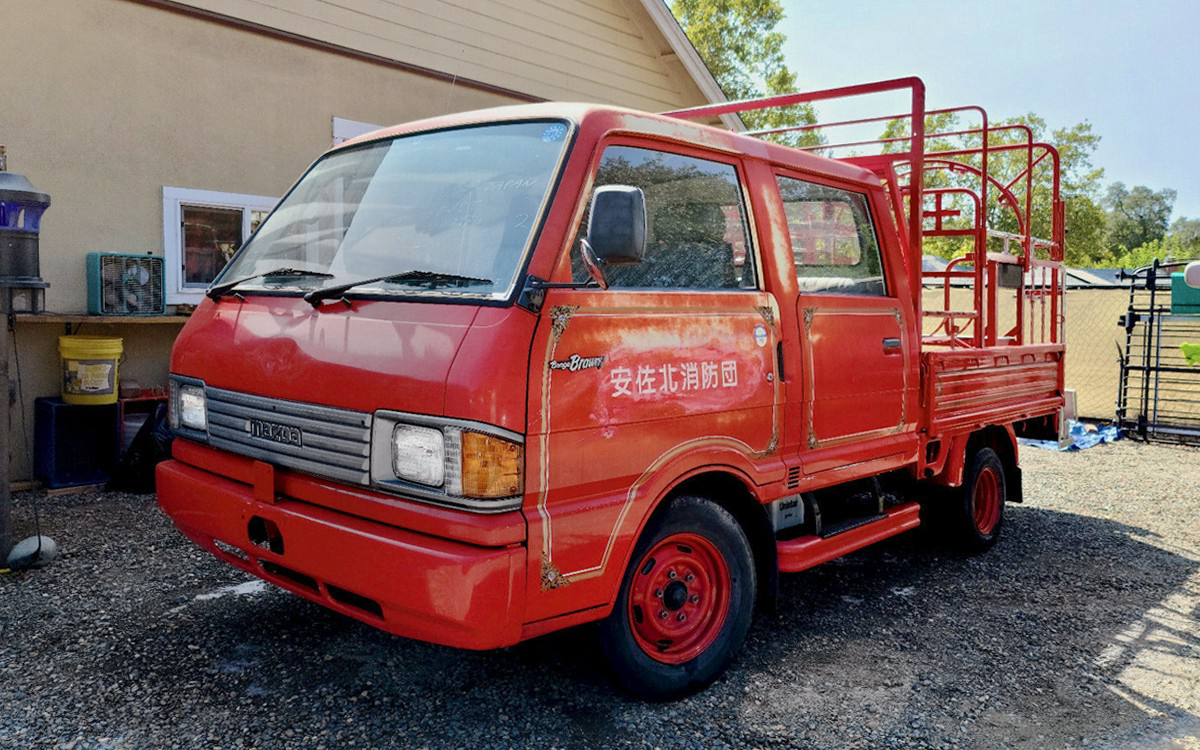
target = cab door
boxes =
[523,141,782,621]
[774,173,913,475]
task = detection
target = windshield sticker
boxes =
[541,124,567,142]
[549,354,606,372]
[481,177,539,192]
[610,361,738,398]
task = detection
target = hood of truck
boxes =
[171,296,534,433]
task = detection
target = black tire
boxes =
[597,495,756,700]
[951,446,1007,554]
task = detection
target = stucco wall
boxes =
[172,0,711,111]
[2,0,532,311]
[0,0,535,480]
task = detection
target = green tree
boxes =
[1168,216,1200,251]
[1047,120,1106,265]
[1104,182,1176,251]
[670,0,821,146]
[1087,216,1200,270]
[1095,235,1199,269]
[964,115,1107,266]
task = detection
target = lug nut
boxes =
[655,589,663,598]
[677,613,686,621]
[690,594,699,603]
[684,573,694,582]
[659,610,668,619]
[667,570,677,579]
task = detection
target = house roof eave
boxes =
[635,0,745,132]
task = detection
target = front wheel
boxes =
[597,495,755,700]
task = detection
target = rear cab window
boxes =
[572,145,757,290]
[776,175,887,296]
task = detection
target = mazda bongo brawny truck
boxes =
[157,77,1067,698]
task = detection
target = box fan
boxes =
[86,253,165,315]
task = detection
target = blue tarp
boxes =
[1018,421,1122,452]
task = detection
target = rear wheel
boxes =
[953,446,1007,553]
[598,495,755,700]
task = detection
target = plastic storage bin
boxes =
[1172,272,1200,314]
[34,397,119,488]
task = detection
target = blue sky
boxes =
[778,0,1200,221]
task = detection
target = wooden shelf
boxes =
[15,313,189,324]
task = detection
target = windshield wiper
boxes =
[303,270,493,307]
[207,268,335,300]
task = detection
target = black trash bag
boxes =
[107,403,174,494]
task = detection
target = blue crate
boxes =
[34,397,119,488]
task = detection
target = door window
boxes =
[777,176,886,296]
[573,146,755,290]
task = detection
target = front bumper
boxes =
[156,454,527,650]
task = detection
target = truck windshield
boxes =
[218,120,572,301]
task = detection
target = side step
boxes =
[776,502,921,573]
[819,513,887,538]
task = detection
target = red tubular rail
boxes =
[665,77,927,316]
[665,77,1065,349]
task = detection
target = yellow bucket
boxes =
[59,335,123,405]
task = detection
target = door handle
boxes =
[882,337,902,354]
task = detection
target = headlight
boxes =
[178,384,207,431]
[170,377,207,433]
[372,412,524,510]
[391,424,444,486]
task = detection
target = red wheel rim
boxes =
[972,466,1002,535]
[627,532,731,665]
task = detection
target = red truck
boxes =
[157,77,1066,699]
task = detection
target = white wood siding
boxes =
[172,0,711,111]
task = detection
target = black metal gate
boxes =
[1116,260,1200,443]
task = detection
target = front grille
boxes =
[205,387,372,485]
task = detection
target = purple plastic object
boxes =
[0,171,50,232]
[0,171,51,283]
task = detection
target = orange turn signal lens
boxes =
[460,431,522,499]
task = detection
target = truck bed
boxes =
[922,344,1064,434]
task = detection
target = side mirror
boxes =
[1185,260,1200,288]
[581,186,646,289]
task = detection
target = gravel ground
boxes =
[2,439,1199,750]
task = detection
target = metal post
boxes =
[1140,261,1158,438]
[0,290,11,561]
[1152,304,1164,439]
[1117,270,1136,425]
[0,148,8,561]
[909,81,925,317]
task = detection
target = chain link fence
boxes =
[919,282,1126,421]
[1065,287,1128,420]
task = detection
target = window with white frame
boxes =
[162,187,278,304]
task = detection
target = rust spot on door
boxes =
[549,305,578,342]
[541,559,572,590]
